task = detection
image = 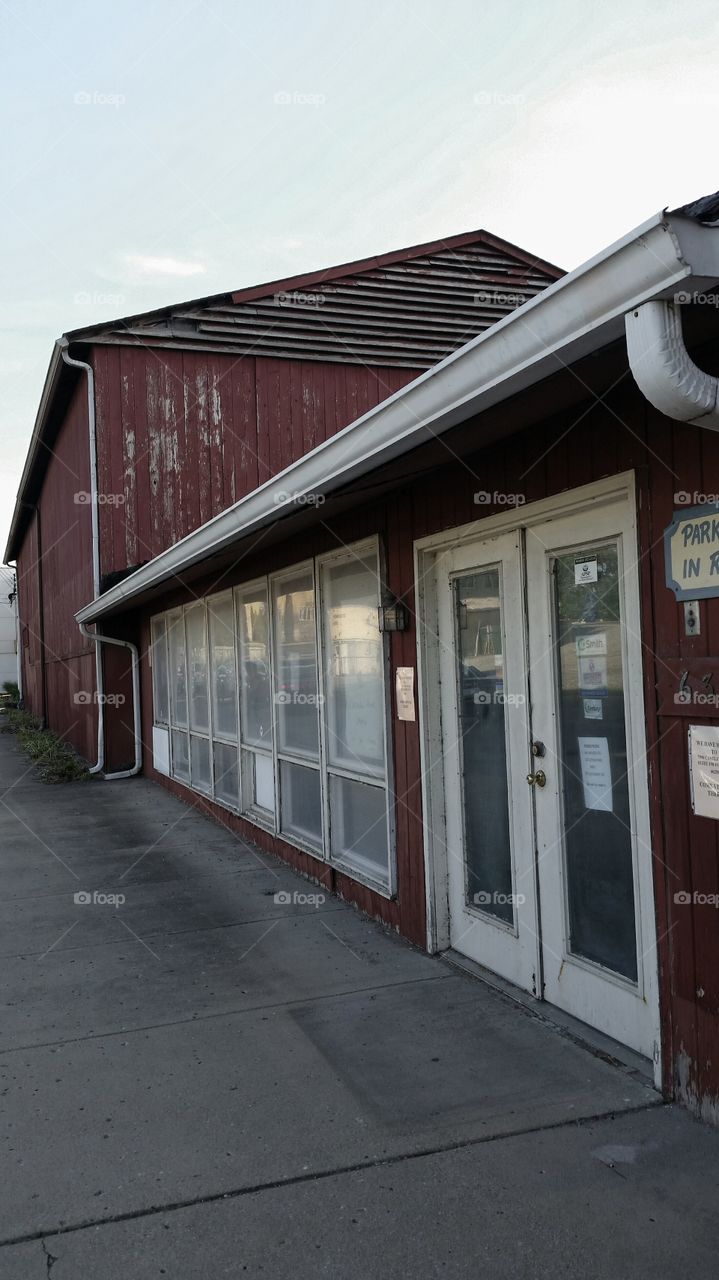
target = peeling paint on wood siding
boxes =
[90,347,421,576]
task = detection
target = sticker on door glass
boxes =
[578,736,613,812]
[582,698,603,720]
[574,557,598,585]
[577,653,608,698]
[576,632,607,657]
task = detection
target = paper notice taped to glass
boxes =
[396,667,416,722]
[578,736,613,812]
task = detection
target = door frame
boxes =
[414,471,661,1079]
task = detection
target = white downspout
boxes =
[78,623,142,778]
[7,565,22,702]
[625,300,719,431]
[61,342,141,778]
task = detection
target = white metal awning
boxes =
[76,207,719,624]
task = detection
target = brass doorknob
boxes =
[526,770,547,787]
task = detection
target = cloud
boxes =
[124,254,206,277]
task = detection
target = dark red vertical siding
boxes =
[14,378,98,761]
[16,512,44,720]
[91,346,423,576]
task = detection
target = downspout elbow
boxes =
[625,299,719,431]
[78,622,142,779]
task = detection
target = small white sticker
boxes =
[574,557,598,585]
[577,654,608,697]
[576,632,607,656]
[583,698,603,721]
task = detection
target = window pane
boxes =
[237,585,272,748]
[209,596,237,739]
[171,730,189,782]
[322,552,385,774]
[151,616,169,724]
[553,543,637,981]
[168,613,187,728]
[214,741,239,808]
[455,569,513,924]
[241,749,275,815]
[279,759,322,848]
[190,734,211,794]
[330,774,389,885]
[272,570,319,757]
[185,605,209,734]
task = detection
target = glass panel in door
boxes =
[454,569,514,925]
[552,542,637,981]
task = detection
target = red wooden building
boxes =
[7,200,719,1122]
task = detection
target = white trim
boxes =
[74,211,719,626]
[415,470,660,1077]
[415,470,637,953]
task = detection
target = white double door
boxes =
[437,502,658,1060]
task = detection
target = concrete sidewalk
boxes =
[0,730,717,1278]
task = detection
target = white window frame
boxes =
[208,589,241,809]
[236,576,274,830]
[149,536,396,897]
[316,537,396,896]
[269,558,323,855]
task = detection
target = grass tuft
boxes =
[0,709,89,783]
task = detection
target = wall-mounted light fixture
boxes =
[378,599,409,632]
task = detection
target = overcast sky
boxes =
[1,0,718,553]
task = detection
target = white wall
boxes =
[0,566,18,688]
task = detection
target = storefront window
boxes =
[237,582,273,819]
[321,547,389,885]
[150,537,393,893]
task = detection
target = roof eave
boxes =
[75,207,719,625]
[4,339,66,562]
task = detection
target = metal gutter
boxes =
[75,208,719,625]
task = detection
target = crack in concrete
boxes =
[41,1238,58,1276]
[0,1099,663,1252]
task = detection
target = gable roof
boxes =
[5,228,562,563]
[72,198,719,624]
[66,229,563,369]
